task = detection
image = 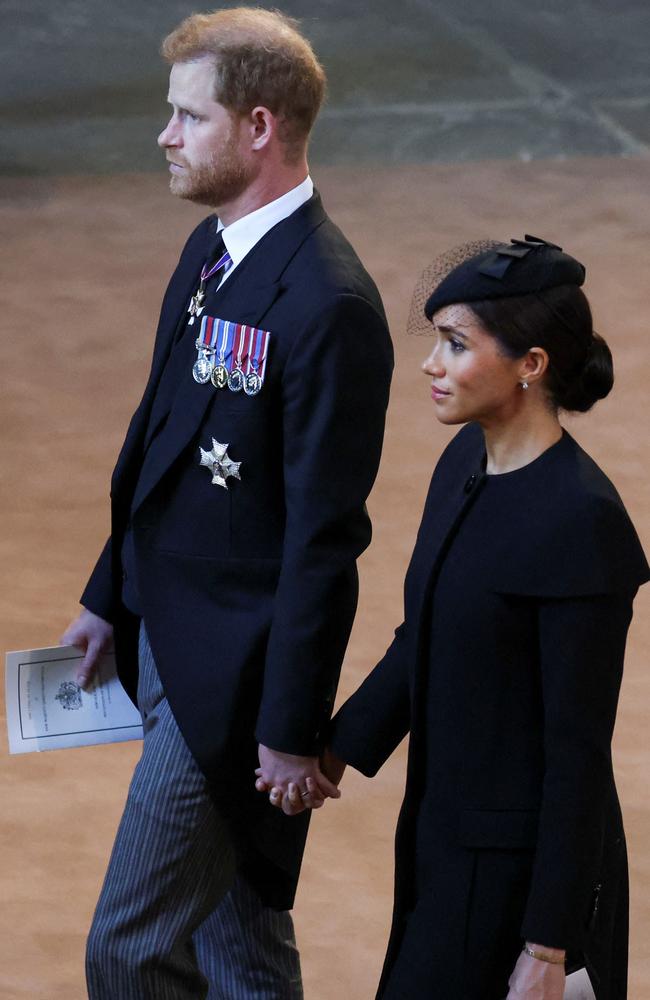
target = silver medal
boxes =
[199,438,242,489]
[228,367,244,392]
[243,371,263,396]
[211,364,229,389]
[192,356,213,384]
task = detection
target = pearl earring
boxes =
[520,381,529,390]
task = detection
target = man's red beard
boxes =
[169,132,254,208]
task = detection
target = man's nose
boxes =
[158,118,179,148]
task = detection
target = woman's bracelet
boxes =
[522,944,566,965]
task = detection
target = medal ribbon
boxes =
[187,241,232,323]
[194,317,271,385]
[200,248,231,283]
[197,316,235,357]
[231,324,248,369]
[245,326,271,381]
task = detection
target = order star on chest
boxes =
[199,438,242,489]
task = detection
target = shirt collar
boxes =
[219,176,314,270]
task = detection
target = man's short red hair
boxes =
[162,7,326,159]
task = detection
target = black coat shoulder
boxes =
[425,424,650,598]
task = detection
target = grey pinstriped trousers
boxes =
[86,625,303,999]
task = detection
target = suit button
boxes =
[464,474,478,493]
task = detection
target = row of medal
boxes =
[192,316,271,396]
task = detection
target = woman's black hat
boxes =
[424,235,586,320]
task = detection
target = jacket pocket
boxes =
[458,808,539,850]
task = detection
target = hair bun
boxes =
[557,332,614,412]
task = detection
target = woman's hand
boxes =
[254,746,347,816]
[254,745,340,816]
[320,746,346,787]
[506,946,566,999]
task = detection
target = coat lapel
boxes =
[130,194,327,515]
[111,219,216,500]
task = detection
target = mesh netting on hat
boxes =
[407,238,503,335]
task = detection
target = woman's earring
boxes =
[520,381,529,390]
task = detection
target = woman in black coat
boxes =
[264,237,648,999]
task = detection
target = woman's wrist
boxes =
[523,942,566,965]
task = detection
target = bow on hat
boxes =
[478,235,564,280]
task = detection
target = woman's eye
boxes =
[449,338,465,353]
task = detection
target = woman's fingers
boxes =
[312,767,342,800]
[304,776,325,808]
[269,786,283,808]
[263,775,337,811]
[281,783,306,816]
[268,780,328,815]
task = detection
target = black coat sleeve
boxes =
[520,589,635,950]
[80,537,117,623]
[327,623,411,776]
[255,294,393,756]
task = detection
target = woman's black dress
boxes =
[330,423,648,999]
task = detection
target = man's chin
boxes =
[169,176,212,206]
[169,174,190,198]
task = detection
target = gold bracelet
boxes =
[522,945,565,966]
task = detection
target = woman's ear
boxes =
[518,347,549,386]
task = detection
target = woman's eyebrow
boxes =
[435,324,469,339]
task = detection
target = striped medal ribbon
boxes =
[192,314,224,384]
[244,326,270,395]
[193,316,271,393]
[187,243,232,326]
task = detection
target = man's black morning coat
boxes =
[81,193,394,909]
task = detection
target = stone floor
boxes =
[2,0,650,174]
[1,158,649,997]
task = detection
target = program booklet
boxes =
[564,967,596,999]
[5,645,142,754]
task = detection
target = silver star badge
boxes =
[199,438,242,489]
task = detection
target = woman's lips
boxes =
[431,384,450,400]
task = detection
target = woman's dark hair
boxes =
[469,284,614,413]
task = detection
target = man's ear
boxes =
[248,106,275,151]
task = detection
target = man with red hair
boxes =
[62,7,392,998]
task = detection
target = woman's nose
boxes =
[422,348,444,377]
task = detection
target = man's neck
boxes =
[217,160,309,227]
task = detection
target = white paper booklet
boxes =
[5,645,143,754]
[502,967,595,1000]
[564,967,596,1000]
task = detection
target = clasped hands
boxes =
[255,744,346,815]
